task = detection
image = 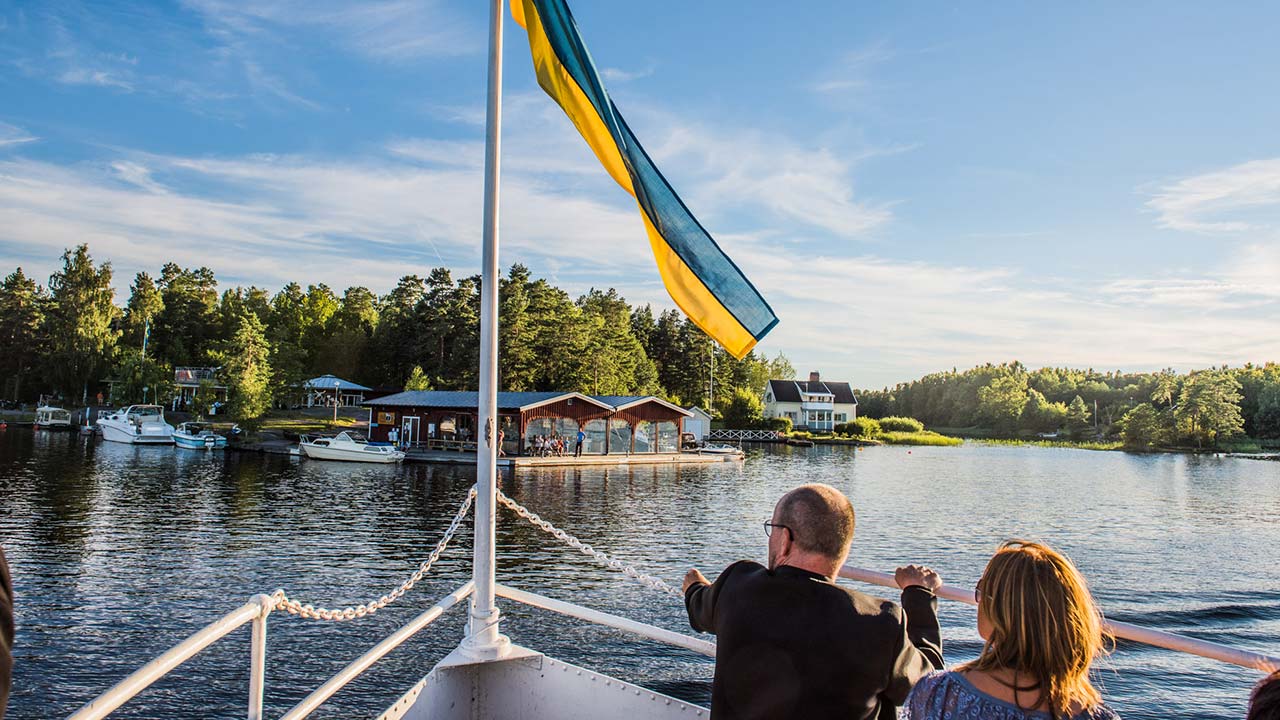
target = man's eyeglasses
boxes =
[763,520,792,538]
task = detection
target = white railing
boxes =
[495,584,715,656]
[707,429,780,442]
[68,594,276,720]
[838,565,1280,673]
[278,583,474,720]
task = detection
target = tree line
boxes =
[0,245,794,423]
[857,361,1280,448]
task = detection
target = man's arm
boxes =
[683,562,743,634]
[881,565,944,706]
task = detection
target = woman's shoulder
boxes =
[1078,703,1121,720]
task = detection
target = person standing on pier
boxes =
[574,427,585,457]
[683,484,943,720]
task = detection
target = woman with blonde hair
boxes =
[902,540,1119,719]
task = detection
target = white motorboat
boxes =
[33,405,73,430]
[683,442,745,458]
[298,431,405,463]
[98,405,175,445]
[173,422,227,449]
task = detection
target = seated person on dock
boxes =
[683,483,944,720]
[1250,670,1280,720]
[901,540,1119,720]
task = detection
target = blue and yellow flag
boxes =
[512,0,778,359]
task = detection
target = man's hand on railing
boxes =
[894,564,943,593]
[683,568,709,593]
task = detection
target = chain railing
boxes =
[271,486,478,620]
[495,487,683,598]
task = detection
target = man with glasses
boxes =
[682,483,943,720]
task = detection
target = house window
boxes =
[835,413,847,422]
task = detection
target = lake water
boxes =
[2,429,1278,719]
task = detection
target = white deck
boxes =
[383,647,707,720]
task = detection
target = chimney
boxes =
[809,371,821,383]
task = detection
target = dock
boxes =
[404,449,739,466]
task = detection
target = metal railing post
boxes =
[247,594,274,720]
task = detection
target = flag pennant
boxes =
[511,0,778,359]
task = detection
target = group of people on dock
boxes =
[681,483,1280,720]
[528,429,587,458]
[530,433,572,457]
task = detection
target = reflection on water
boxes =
[2,431,1277,719]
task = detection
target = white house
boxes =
[683,406,712,441]
[763,372,858,432]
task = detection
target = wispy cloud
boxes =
[182,0,477,62]
[811,41,893,96]
[0,122,38,148]
[57,67,134,91]
[1146,157,1280,233]
[601,63,656,83]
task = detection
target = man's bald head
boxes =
[774,484,855,561]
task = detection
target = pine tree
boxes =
[0,268,49,402]
[223,312,273,425]
[44,246,119,402]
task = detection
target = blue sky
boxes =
[3,1,1279,388]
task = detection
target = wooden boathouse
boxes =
[363,391,691,457]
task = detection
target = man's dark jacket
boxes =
[685,560,943,720]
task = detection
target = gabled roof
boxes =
[364,390,613,412]
[305,374,372,392]
[364,391,688,414]
[767,379,858,404]
[602,396,693,416]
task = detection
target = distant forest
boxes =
[0,245,794,422]
[858,361,1280,447]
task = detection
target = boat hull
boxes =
[174,433,225,449]
[100,421,174,444]
[300,443,404,463]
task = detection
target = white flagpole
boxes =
[463,0,510,659]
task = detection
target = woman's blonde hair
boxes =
[963,540,1112,718]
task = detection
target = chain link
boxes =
[495,488,683,598]
[271,486,478,621]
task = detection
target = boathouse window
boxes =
[633,421,653,452]
[608,419,630,454]
[583,419,607,454]
[524,417,555,446]
[656,421,678,453]
[555,418,579,439]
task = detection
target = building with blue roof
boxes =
[363,390,691,456]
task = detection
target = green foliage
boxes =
[765,416,792,433]
[152,263,219,366]
[111,349,171,405]
[878,431,963,447]
[190,378,218,419]
[405,365,432,391]
[222,312,273,425]
[45,245,120,401]
[1065,395,1092,438]
[977,373,1028,431]
[838,417,881,438]
[1175,370,1244,448]
[1021,389,1067,433]
[1120,403,1166,449]
[877,416,924,433]
[721,387,764,428]
[1256,381,1280,439]
[0,268,48,402]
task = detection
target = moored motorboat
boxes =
[98,405,175,444]
[34,406,73,430]
[172,422,227,449]
[682,442,745,458]
[298,431,405,463]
